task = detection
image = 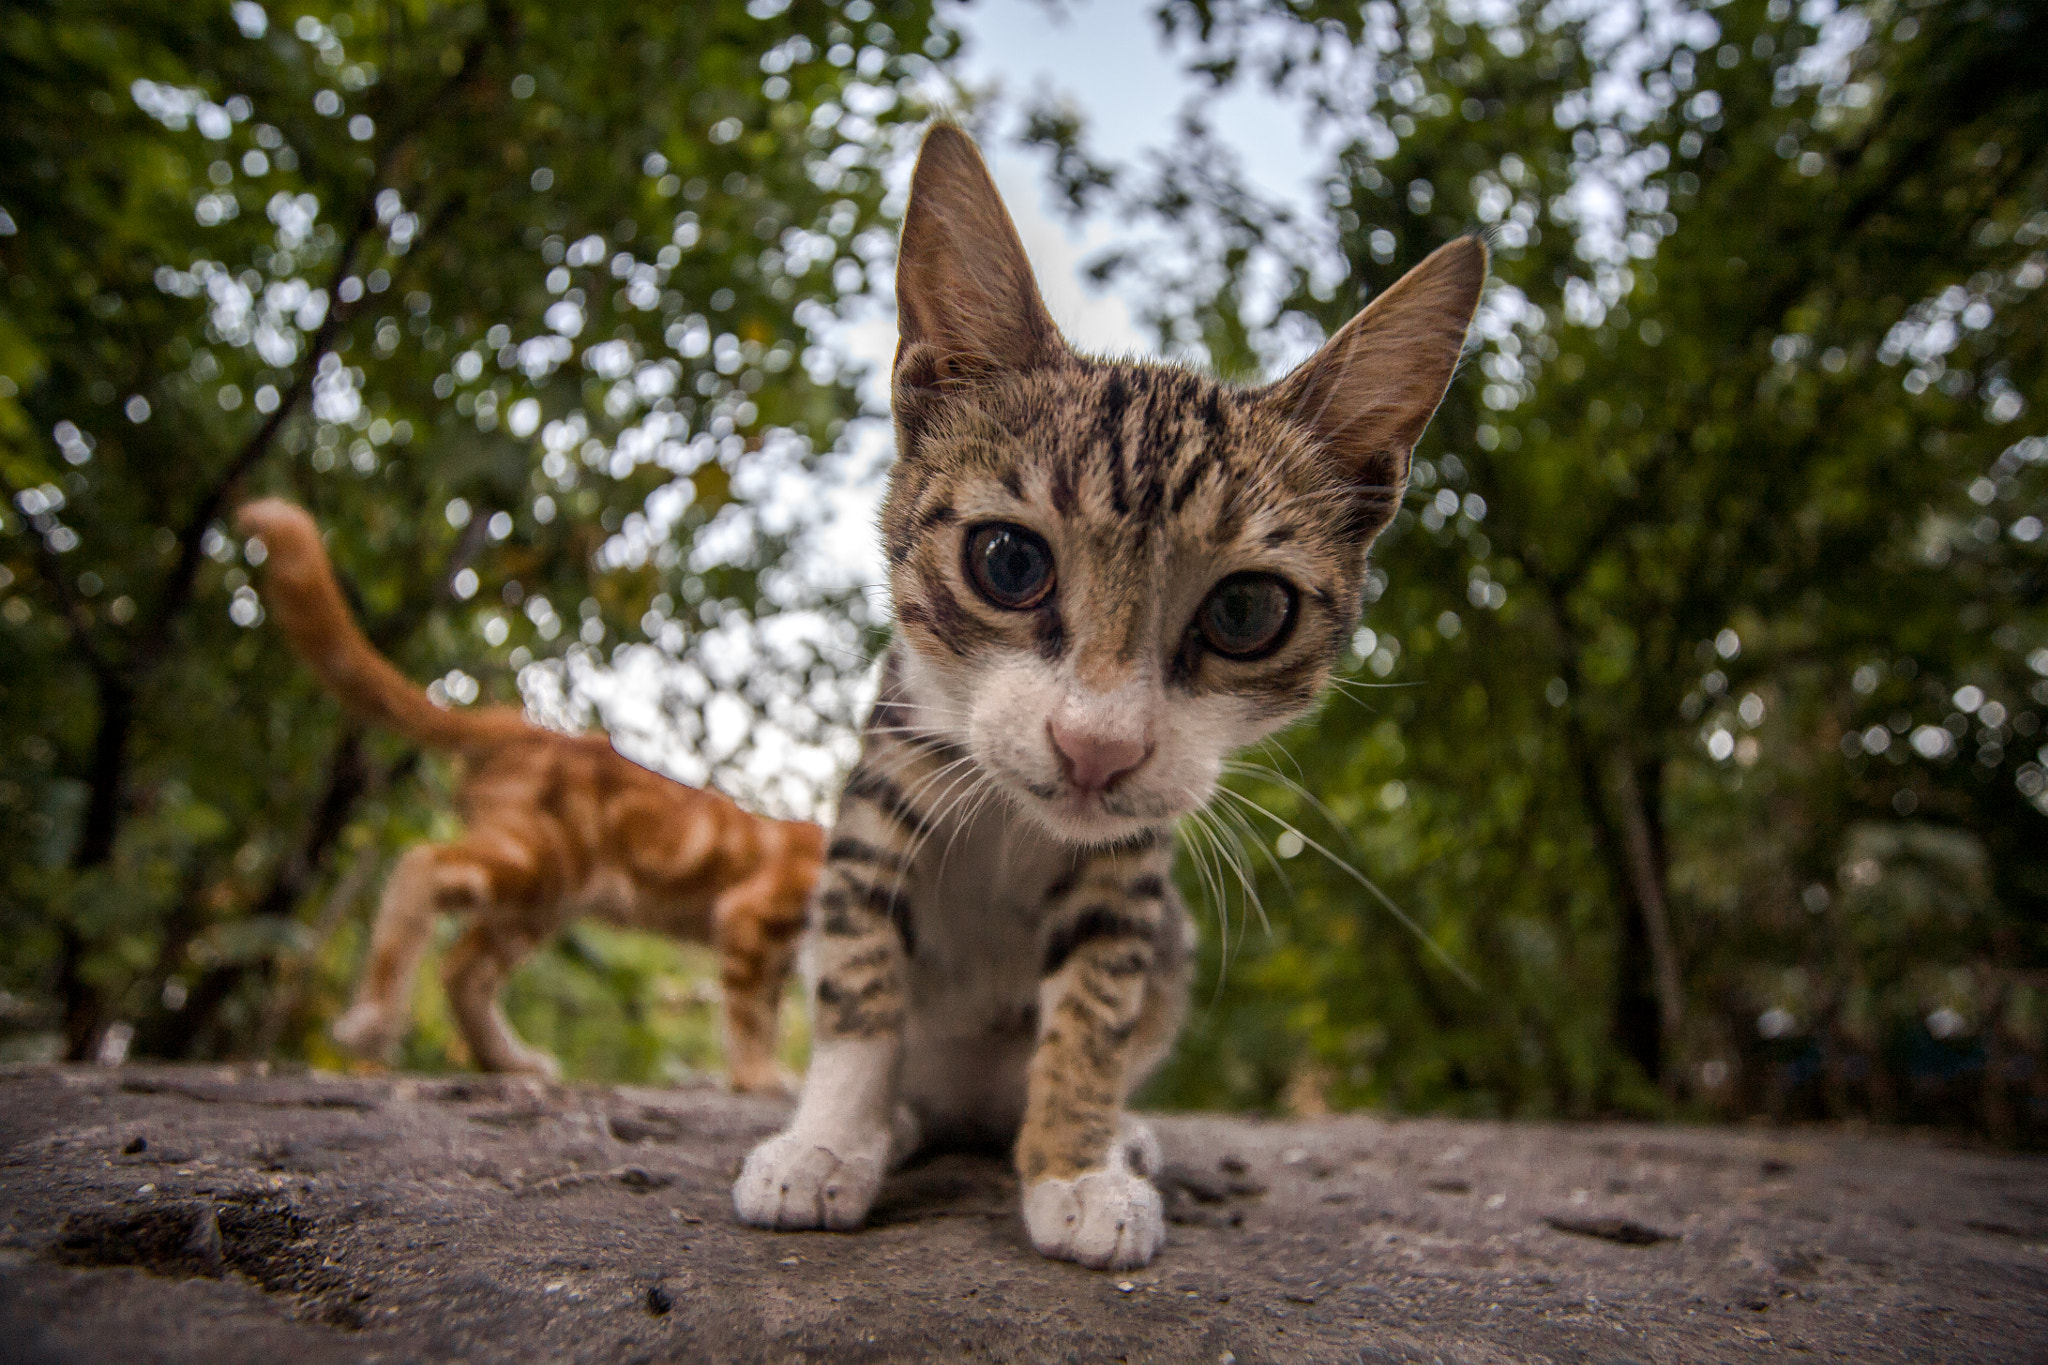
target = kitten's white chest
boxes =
[897,800,1069,1144]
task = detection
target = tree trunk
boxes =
[58,674,136,1059]
[1613,755,1684,1097]
[1561,717,1674,1090]
[73,677,133,871]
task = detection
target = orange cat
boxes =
[237,498,822,1091]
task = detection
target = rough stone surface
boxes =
[1,1064,2044,1363]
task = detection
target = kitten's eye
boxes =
[1197,573,1296,660]
[964,522,1055,610]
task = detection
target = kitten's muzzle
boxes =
[1047,719,1151,795]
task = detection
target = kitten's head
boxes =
[882,125,1484,846]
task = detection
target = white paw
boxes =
[1023,1166,1166,1270]
[732,1128,888,1231]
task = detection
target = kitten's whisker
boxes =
[1324,673,1424,695]
[1212,786,1478,992]
[1318,674,1426,713]
[1204,797,1275,936]
[1253,737,1307,788]
[892,753,986,869]
[812,642,881,669]
[1184,811,1229,926]
[867,743,972,798]
[1188,798,1266,945]
[862,724,968,745]
[899,748,1002,874]
[1188,809,1239,1000]
[1175,808,1227,938]
[928,766,1002,876]
[1215,792,1295,905]
[1221,759,1359,858]
[876,749,976,822]
[941,780,1006,872]
[1176,807,1237,999]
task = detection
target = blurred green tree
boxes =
[1029,0,2048,1133]
[0,0,946,1068]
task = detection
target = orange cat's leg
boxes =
[332,844,452,1060]
[442,917,561,1081]
[714,875,809,1095]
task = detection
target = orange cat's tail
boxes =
[236,498,532,751]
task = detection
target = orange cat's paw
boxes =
[505,1051,563,1084]
[330,1004,397,1057]
[727,1063,797,1098]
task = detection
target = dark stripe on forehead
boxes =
[1099,372,1130,517]
[1201,383,1226,444]
[1211,482,1247,545]
[1168,452,1209,515]
[1049,446,1077,517]
[1128,372,1177,522]
[1161,381,1232,517]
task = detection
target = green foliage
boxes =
[0,0,945,1070]
[6,0,2045,1151]
[1096,0,2048,1137]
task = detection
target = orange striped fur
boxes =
[238,498,822,1091]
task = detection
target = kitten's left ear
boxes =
[1262,235,1487,536]
[894,123,1068,394]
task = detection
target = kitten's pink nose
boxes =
[1048,719,1150,794]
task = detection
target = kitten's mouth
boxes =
[1010,772,1179,843]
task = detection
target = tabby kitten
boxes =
[733,125,1484,1269]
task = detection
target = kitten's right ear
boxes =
[894,123,1066,396]
[1262,235,1486,540]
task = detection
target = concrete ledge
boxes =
[2,1064,2043,1362]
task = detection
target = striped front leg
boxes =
[732,729,940,1231]
[1017,836,1182,1270]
